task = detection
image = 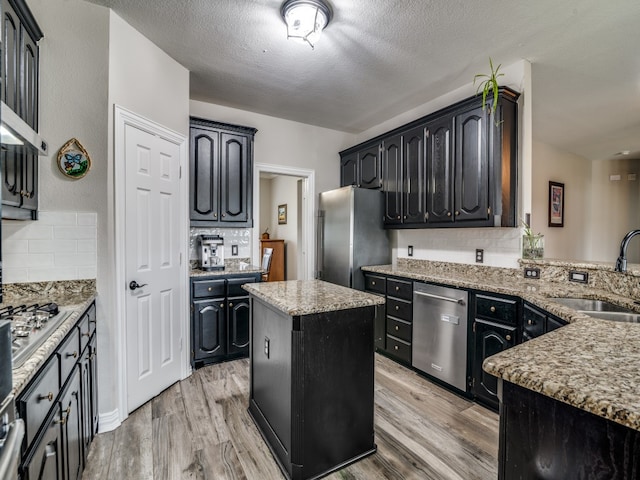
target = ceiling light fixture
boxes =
[280,0,333,50]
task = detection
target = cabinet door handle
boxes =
[221,214,226,217]
[208,287,213,292]
[506,334,512,341]
[455,211,460,216]
[213,213,217,218]
[38,392,54,402]
[371,281,376,285]
[527,319,533,325]
[395,306,399,311]
[220,303,224,308]
[395,326,399,331]
[395,286,399,291]
[490,306,496,313]
[66,351,78,359]
[229,303,233,307]
[447,212,451,217]
[394,345,399,351]
[82,331,91,337]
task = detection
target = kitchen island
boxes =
[242,280,385,480]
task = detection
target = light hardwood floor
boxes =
[83,354,498,480]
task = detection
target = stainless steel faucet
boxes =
[615,229,640,272]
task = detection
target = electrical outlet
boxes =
[524,267,540,279]
[264,337,270,359]
[231,244,238,256]
[408,245,413,257]
[569,270,589,284]
[475,249,484,263]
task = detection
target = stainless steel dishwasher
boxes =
[412,282,468,391]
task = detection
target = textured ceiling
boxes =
[86,0,640,161]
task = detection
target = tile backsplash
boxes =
[190,227,252,263]
[2,211,97,283]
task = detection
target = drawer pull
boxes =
[208,287,213,292]
[394,345,399,351]
[395,286,399,291]
[395,326,399,331]
[372,281,376,285]
[39,392,54,402]
[395,306,399,311]
[506,334,512,341]
[66,351,78,359]
[490,306,496,313]
[527,319,532,325]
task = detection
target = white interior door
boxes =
[124,122,183,413]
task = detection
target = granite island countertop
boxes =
[242,280,385,316]
[362,262,640,431]
[190,264,263,277]
[4,280,97,396]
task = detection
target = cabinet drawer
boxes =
[386,278,413,300]
[364,274,386,294]
[386,335,411,363]
[227,276,257,297]
[193,279,226,298]
[18,355,60,450]
[386,297,412,322]
[386,318,411,343]
[58,328,80,384]
[475,294,518,324]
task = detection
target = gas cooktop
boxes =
[0,303,73,369]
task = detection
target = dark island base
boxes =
[499,380,640,480]
[249,400,377,480]
[249,299,377,480]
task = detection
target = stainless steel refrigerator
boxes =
[317,186,390,290]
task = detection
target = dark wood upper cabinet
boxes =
[426,116,454,224]
[402,125,427,224]
[340,87,519,229]
[454,104,489,222]
[339,142,382,189]
[189,117,257,227]
[382,135,402,224]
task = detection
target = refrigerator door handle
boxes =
[316,211,325,279]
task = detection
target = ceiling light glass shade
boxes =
[281,0,333,49]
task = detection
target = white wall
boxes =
[106,11,189,425]
[259,177,273,236]
[271,176,301,279]
[589,158,640,262]
[531,141,591,260]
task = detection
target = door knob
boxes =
[129,281,148,291]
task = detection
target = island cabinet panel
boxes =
[499,381,640,480]
[249,298,376,480]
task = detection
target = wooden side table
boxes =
[260,239,285,281]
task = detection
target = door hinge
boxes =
[473,322,476,333]
[190,304,194,313]
[180,165,182,178]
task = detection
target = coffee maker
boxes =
[199,235,225,271]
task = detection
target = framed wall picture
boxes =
[548,181,564,227]
[278,204,287,225]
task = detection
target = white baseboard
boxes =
[98,408,121,433]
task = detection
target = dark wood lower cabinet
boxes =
[17,302,98,480]
[190,273,261,368]
[23,407,64,480]
[499,381,640,480]
[60,367,83,480]
[471,319,516,410]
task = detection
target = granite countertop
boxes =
[243,280,385,316]
[190,264,263,277]
[4,280,97,396]
[362,262,640,431]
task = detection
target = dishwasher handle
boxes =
[414,290,466,306]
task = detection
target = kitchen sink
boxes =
[551,297,640,323]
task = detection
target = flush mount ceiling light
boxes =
[280,0,333,49]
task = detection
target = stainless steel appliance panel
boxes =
[318,186,389,290]
[412,283,469,391]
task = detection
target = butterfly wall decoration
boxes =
[57,138,91,179]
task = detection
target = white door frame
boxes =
[114,105,190,423]
[253,163,315,279]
